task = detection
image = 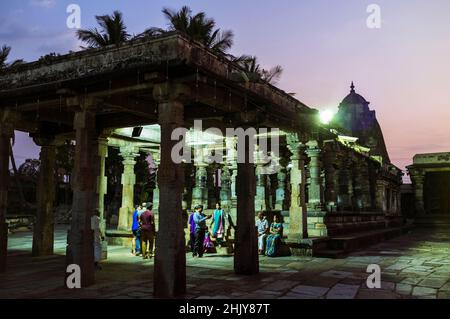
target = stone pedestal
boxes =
[287,134,308,242]
[153,84,187,298]
[32,136,56,257]
[234,136,258,275]
[117,145,139,231]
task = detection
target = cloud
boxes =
[30,0,56,8]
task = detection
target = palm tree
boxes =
[76,11,130,48]
[141,6,234,55]
[0,45,24,69]
[233,55,283,85]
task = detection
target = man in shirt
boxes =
[256,212,269,255]
[192,205,211,258]
[131,204,142,256]
[140,202,155,259]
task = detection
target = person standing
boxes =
[188,210,196,253]
[211,202,226,247]
[140,202,155,259]
[131,204,142,256]
[91,209,105,270]
[256,212,269,255]
[193,205,211,258]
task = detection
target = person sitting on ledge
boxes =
[265,214,283,257]
[256,212,269,255]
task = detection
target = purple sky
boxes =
[2,0,450,181]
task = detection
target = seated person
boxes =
[265,214,283,257]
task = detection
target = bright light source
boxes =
[319,110,335,125]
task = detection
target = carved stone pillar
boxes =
[150,150,160,213]
[226,137,238,221]
[117,145,139,231]
[410,170,425,215]
[191,146,208,209]
[337,157,352,210]
[306,140,323,211]
[354,160,371,210]
[287,134,308,241]
[323,141,338,212]
[96,137,108,260]
[32,135,57,257]
[376,180,388,213]
[275,162,287,211]
[0,110,16,273]
[220,165,232,212]
[254,149,267,212]
[153,83,188,298]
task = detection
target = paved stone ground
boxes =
[0,225,449,299]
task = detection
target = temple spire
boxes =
[350,81,355,93]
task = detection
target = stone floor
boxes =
[1,225,449,299]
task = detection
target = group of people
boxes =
[131,202,156,259]
[188,203,231,258]
[256,212,284,257]
[129,201,284,260]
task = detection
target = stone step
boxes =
[314,225,413,258]
[313,249,347,259]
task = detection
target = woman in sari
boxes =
[266,214,283,257]
[211,202,226,247]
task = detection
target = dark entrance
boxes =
[424,171,450,215]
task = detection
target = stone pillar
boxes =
[32,136,57,257]
[376,180,387,213]
[354,161,371,210]
[117,145,139,231]
[306,140,323,211]
[323,141,338,213]
[191,146,208,209]
[287,134,308,241]
[150,150,160,213]
[275,162,287,211]
[410,170,425,215]
[66,99,100,287]
[97,137,108,260]
[234,134,259,275]
[338,159,352,210]
[226,137,238,221]
[0,111,15,273]
[220,165,232,212]
[153,83,187,298]
[254,149,267,212]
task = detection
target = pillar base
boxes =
[307,211,328,237]
[0,222,8,273]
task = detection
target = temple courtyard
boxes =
[1,225,449,299]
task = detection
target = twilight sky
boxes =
[1,0,450,181]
